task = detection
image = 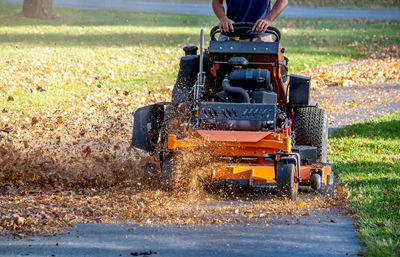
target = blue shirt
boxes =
[226,0,271,23]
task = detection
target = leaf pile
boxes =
[0,82,345,236]
[301,46,400,89]
[0,186,342,236]
[0,87,171,190]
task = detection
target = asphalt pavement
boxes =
[0,214,361,257]
[4,0,400,20]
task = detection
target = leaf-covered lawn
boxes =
[330,111,400,257]
[0,2,399,118]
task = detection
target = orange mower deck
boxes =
[167,130,332,188]
[213,162,332,186]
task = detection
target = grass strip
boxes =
[329,111,400,257]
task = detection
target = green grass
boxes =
[329,111,400,257]
[0,2,399,118]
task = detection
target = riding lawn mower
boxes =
[132,23,334,199]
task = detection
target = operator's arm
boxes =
[253,0,288,33]
[212,0,234,33]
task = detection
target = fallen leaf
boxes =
[31,117,38,125]
[83,146,92,157]
[122,210,131,218]
[17,217,25,225]
[36,86,46,92]
[51,195,63,201]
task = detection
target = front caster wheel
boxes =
[276,157,298,200]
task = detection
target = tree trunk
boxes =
[22,0,57,19]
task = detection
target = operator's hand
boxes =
[219,16,235,34]
[252,18,271,34]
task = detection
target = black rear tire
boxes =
[276,157,298,200]
[293,107,328,163]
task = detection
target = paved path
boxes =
[0,215,361,257]
[4,0,400,20]
[313,83,400,134]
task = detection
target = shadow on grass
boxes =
[0,3,217,27]
[0,32,196,47]
[0,31,365,59]
[1,2,398,29]
[335,161,400,193]
[331,119,400,140]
